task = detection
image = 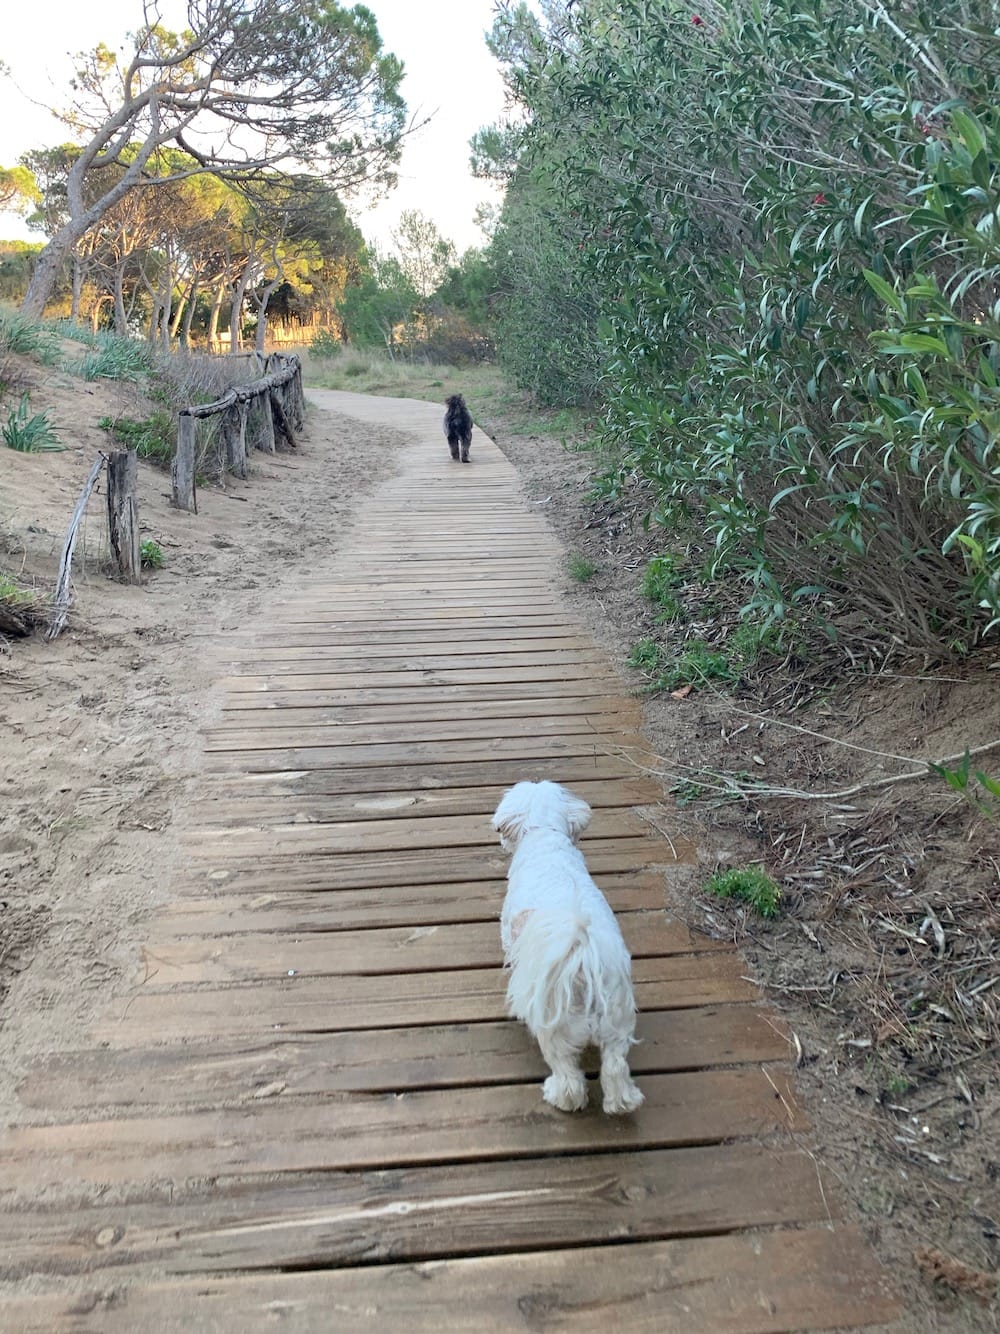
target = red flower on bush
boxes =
[691,14,705,25]
[812,192,828,206]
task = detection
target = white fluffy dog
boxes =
[492,780,644,1115]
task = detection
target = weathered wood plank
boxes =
[198,756,664,801]
[0,1068,806,1192]
[141,912,723,985]
[177,841,694,899]
[216,696,638,725]
[19,1008,789,1111]
[98,955,755,1041]
[215,665,632,692]
[188,776,661,827]
[183,808,656,857]
[203,711,641,750]
[151,869,670,933]
[186,836,683,876]
[0,1227,899,1333]
[203,733,657,774]
[0,1145,827,1279]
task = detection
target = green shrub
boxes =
[70,335,151,383]
[3,394,64,452]
[100,412,174,466]
[0,309,58,361]
[486,0,1000,655]
[309,329,342,359]
[706,866,781,919]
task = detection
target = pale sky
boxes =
[0,0,510,256]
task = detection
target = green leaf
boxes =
[862,269,905,316]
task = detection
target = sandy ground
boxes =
[1,365,997,1328]
[0,381,405,1113]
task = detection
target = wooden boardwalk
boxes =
[0,393,899,1331]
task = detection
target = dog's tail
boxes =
[505,912,634,1034]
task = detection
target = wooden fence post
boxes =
[106,449,141,582]
[172,411,198,511]
[222,402,248,479]
[255,390,276,454]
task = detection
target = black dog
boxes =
[444,394,473,463]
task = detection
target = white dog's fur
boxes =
[492,780,644,1115]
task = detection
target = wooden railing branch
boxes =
[172,354,304,511]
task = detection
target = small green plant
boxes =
[140,539,164,570]
[706,866,781,918]
[567,553,597,582]
[930,751,1000,825]
[729,619,782,666]
[0,310,59,360]
[627,637,666,671]
[671,779,706,807]
[70,336,151,383]
[0,573,31,604]
[654,639,734,691]
[2,394,64,452]
[642,554,680,601]
[100,412,174,466]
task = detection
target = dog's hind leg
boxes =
[536,1029,588,1112]
[447,434,460,460]
[460,432,471,463]
[599,1038,644,1115]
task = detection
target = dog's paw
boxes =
[543,1074,588,1113]
[602,1081,644,1116]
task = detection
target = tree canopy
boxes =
[19,0,406,316]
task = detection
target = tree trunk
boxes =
[22,239,74,320]
[208,281,226,351]
[181,277,200,348]
[70,256,83,323]
[230,265,254,354]
[113,265,128,335]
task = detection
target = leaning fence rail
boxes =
[171,353,305,512]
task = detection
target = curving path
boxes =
[0,393,898,1331]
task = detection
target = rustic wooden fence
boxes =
[171,353,305,513]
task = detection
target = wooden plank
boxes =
[185,837,687,879]
[97,955,756,1041]
[215,664,630,691]
[183,808,656,857]
[0,1145,829,1279]
[179,841,695,898]
[202,711,640,750]
[203,733,657,774]
[198,756,662,800]
[0,1068,806,1191]
[141,913,724,985]
[220,627,593,648]
[216,695,639,724]
[217,642,610,667]
[151,869,671,933]
[19,1008,789,1110]
[3,1227,896,1333]
[187,777,662,827]
[219,679,633,706]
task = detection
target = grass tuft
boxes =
[705,865,781,918]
